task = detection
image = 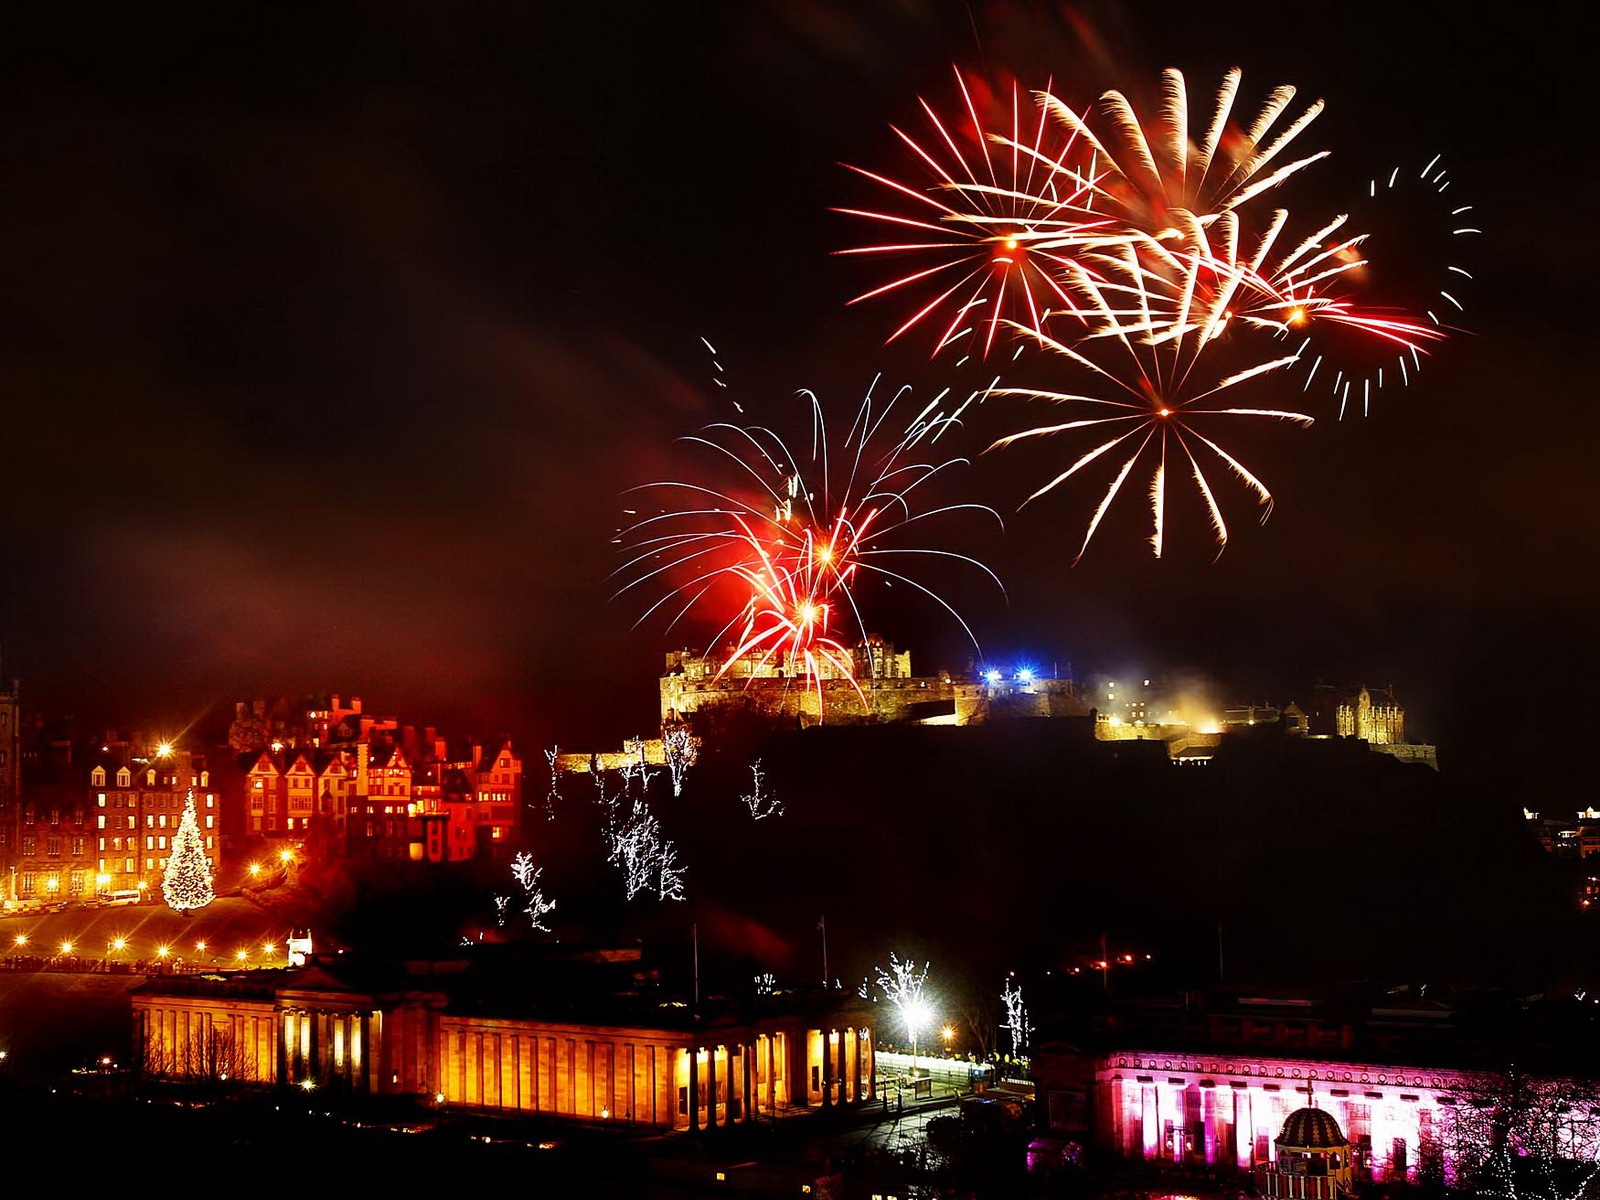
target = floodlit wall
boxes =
[1097,1050,1472,1186]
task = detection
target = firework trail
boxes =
[615,368,1004,714]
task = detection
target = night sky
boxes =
[2,2,1593,789]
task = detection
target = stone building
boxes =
[86,743,220,899]
[131,945,877,1132]
[1335,686,1405,745]
[0,665,23,901]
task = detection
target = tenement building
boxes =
[231,694,523,866]
[131,944,877,1131]
[3,735,219,906]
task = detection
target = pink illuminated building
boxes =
[1032,982,1600,1191]
[1093,1047,1464,1186]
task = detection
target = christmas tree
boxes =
[162,788,215,914]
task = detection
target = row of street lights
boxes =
[13,846,297,906]
[10,931,288,966]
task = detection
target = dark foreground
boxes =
[0,1070,1212,1199]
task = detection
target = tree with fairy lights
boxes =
[1002,977,1032,1057]
[161,789,215,914]
[872,952,933,1071]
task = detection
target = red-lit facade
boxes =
[243,737,521,866]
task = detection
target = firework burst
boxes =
[1027,67,1330,235]
[844,65,1473,558]
[984,262,1313,562]
[615,373,1004,715]
[835,66,1139,360]
[1228,156,1478,418]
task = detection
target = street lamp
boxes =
[941,1025,955,1055]
[904,999,932,1076]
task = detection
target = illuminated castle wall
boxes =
[659,644,1085,729]
[1336,686,1404,745]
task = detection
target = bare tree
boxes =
[143,1025,261,1085]
[663,723,699,796]
[1440,1067,1600,1199]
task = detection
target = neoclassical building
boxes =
[131,946,877,1131]
[1087,1047,1466,1181]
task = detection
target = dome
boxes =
[1277,1107,1348,1150]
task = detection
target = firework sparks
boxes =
[984,263,1313,561]
[840,65,1472,558]
[615,373,1003,717]
[838,66,1338,361]
[1235,156,1478,418]
[1028,67,1330,234]
[835,66,1134,360]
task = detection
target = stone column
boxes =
[865,1027,875,1102]
[275,1009,290,1086]
[820,1030,831,1111]
[765,1034,776,1114]
[707,1043,719,1128]
[688,1044,700,1132]
[743,1043,754,1122]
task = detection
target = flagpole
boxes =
[820,914,828,988]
